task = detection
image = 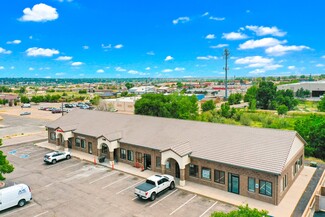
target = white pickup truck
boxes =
[134,174,175,201]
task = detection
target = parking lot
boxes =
[0,144,235,217]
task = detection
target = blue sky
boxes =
[0,0,325,78]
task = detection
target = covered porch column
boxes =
[97,136,121,167]
[55,129,74,151]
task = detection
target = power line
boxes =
[223,48,230,99]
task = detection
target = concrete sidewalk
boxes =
[36,141,315,217]
[2,132,48,147]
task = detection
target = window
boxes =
[166,160,171,169]
[136,152,142,163]
[214,170,225,184]
[259,180,272,197]
[120,148,126,159]
[88,142,92,154]
[282,174,288,191]
[248,177,255,192]
[50,132,56,140]
[75,138,81,147]
[189,164,199,177]
[156,157,161,168]
[127,150,134,161]
[201,167,211,180]
[102,144,108,154]
[81,139,86,149]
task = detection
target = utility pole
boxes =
[223,48,230,100]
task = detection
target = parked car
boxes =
[0,181,32,211]
[20,112,31,116]
[79,104,90,109]
[64,103,74,108]
[134,174,175,201]
[77,102,84,107]
[21,103,31,108]
[44,151,71,164]
[51,109,63,114]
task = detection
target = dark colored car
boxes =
[51,109,63,114]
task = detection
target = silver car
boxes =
[44,151,71,164]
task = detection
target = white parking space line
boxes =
[169,194,197,215]
[44,183,53,188]
[198,201,218,217]
[45,160,71,169]
[149,189,179,208]
[89,171,117,184]
[2,203,37,217]
[102,175,130,189]
[33,211,49,217]
[116,179,144,195]
[30,151,48,158]
[132,196,138,200]
[57,162,82,171]
[25,149,44,155]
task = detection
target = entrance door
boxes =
[68,138,72,149]
[228,173,240,194]
[88,142,92,154]
[175,162,180,178]
[144,154,152,170]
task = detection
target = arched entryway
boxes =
[57,133,64,146]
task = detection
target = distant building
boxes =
[103,97,140,113]
[128,86,155,95]
[277,81,325,98]
[0,94,18,106]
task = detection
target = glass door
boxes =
[228,173,240,194]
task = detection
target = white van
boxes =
[0,182,32,211]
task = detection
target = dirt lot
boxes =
[0,144,236,217]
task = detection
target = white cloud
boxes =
[55,72,65,76]
[172,17,190,24]
[264,64,283,70]
[239,38,286,50]
[235,56,273,65]
[114,44,123,49]
[288,66,296,70]
[162,69,173,73]
[29,67,35,71]
[246,25,286,37]
[19,3,58,22]
[145,67,151,70]
[174,67,185,71]
[233,67,241,70]
[222,32,248,40]
[26,47,59,57]
[165,56,174,61]
[71,62,83,66]
[210,44,228,49]
[146,51,155,55]
[10,66,15,70]
[128,70,139,74]
[265,45,310,56]
[0,66,4,70]
[82,45,89,50]
[316,64,324,67]
[0,47,12,54]
[202,12,209,16]
[321,55,325,59]
[249,69,266,74]
[205,34,215,39]
[79,74,85,77]
[209,16,225,21]
[115,67,127,72]
[96,69,104,73]
[101,44,111,49]
[197,55,218,60]
[55,56,72,61]
[7,40,21,44]
[29,36,33,40]
[246,10,251,13]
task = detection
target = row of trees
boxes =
[20,94,86,104]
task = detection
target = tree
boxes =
[134,93,198,120]
[79,89,87,94]
[0,139,14,180]
[125,82,134,90]
[211,204,268,217]
[20,95,30,103]
[295,115,325,158]
[201,100,216,112]
[274,89,298,110]
[19,86,26,94]
[296,88,311,98]
[228,93,242,105]
[90,95,100,106]
[277,105,288,115]
[256,81,276,109]
[176,82,183,89]
[244,85,258,103]
[318,97,325,112]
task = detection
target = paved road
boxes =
[0,114,48,138]
[0,144,236,217]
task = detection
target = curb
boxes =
[1,138,48,148]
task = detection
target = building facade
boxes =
[47,109,305,205]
